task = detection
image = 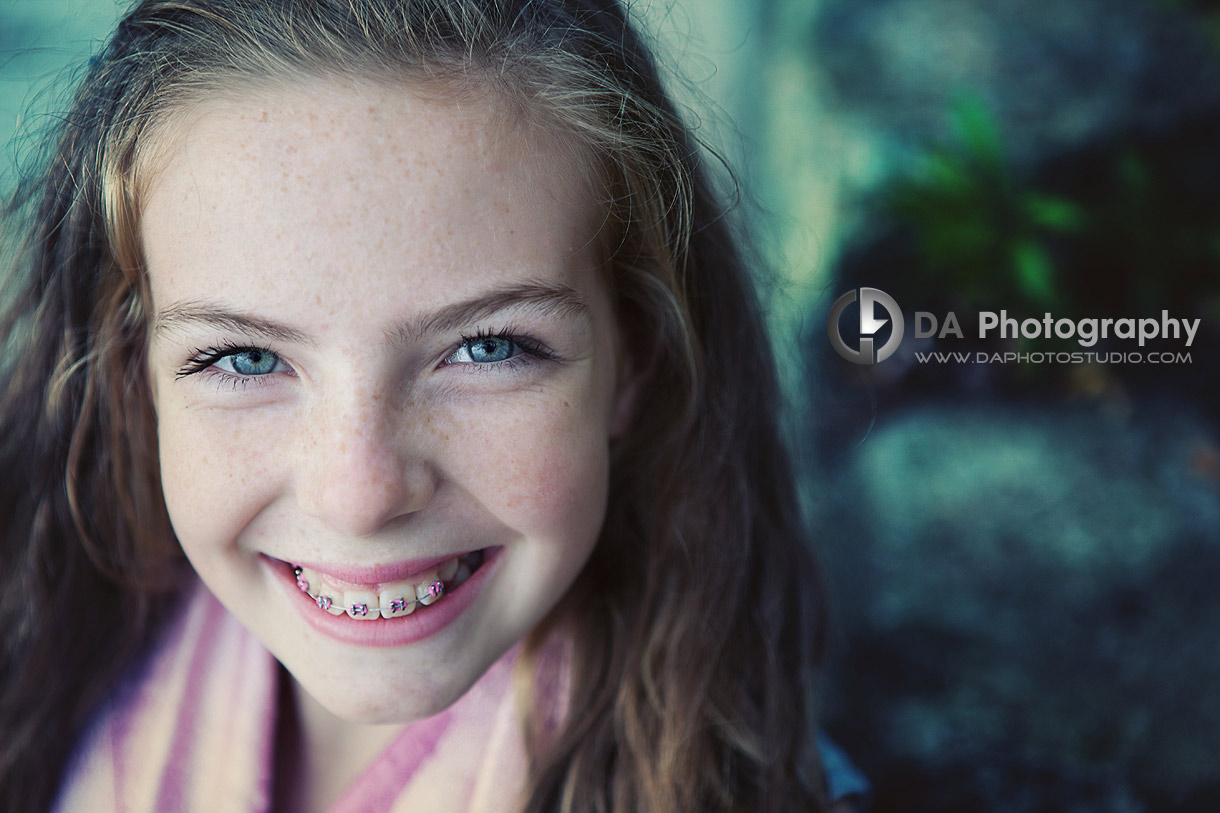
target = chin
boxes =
[292,659,485,725]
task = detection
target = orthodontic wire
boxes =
[294,566,445,614]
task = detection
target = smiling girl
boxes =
[0,1,854,811]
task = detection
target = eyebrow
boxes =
[154,302,316,346]
[153,281,589,348]
[386,281,588,348]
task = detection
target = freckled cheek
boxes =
[156,410,281,554]
[446,397,611,537]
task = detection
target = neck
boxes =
[273,667,406,813]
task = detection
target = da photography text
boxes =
[827,287,1200,367]
[918,310,1200,348]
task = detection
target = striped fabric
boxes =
[53,580,529,813]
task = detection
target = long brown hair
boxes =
[0,2,830,810]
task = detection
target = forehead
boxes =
[139,78,602,318]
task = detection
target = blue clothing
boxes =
[819,732,871,807]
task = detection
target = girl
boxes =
[0,1,858,810]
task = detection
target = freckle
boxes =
[259,110,268,122]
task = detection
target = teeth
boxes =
[378,583,418,619]
[415,568,441,605]
[343,588,378,621]
[296,568,345,615]
[293,553,477,617]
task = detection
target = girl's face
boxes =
[143,79,634,723]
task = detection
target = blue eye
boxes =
[175,344,290,382]
[449,336,519,364]
[215,348,283,376]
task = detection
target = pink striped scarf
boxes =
[54,580,534,812]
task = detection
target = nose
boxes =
[295,393,437,538]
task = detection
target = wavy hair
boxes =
[0,1,830,810]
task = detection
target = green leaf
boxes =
[915,151,973,198]
[1024,194,1084,231]
[1011,239,1056,304]
[951,95,1003,166]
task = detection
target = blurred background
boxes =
[4,1,1219,810]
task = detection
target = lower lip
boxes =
[267,549,501,648]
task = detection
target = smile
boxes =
[291,550,488,620]
[268,547,501,648]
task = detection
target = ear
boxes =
[608,316,654,440]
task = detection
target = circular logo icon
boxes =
[827,287,905,365]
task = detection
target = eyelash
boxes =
[175,341,285,391]
[173,329,556,389]
[443,328,557,372]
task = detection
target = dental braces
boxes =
[294,566,445,616]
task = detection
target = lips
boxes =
[265,547,499,648]
[293,549,486,620]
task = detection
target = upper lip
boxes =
[273,550,478,588]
